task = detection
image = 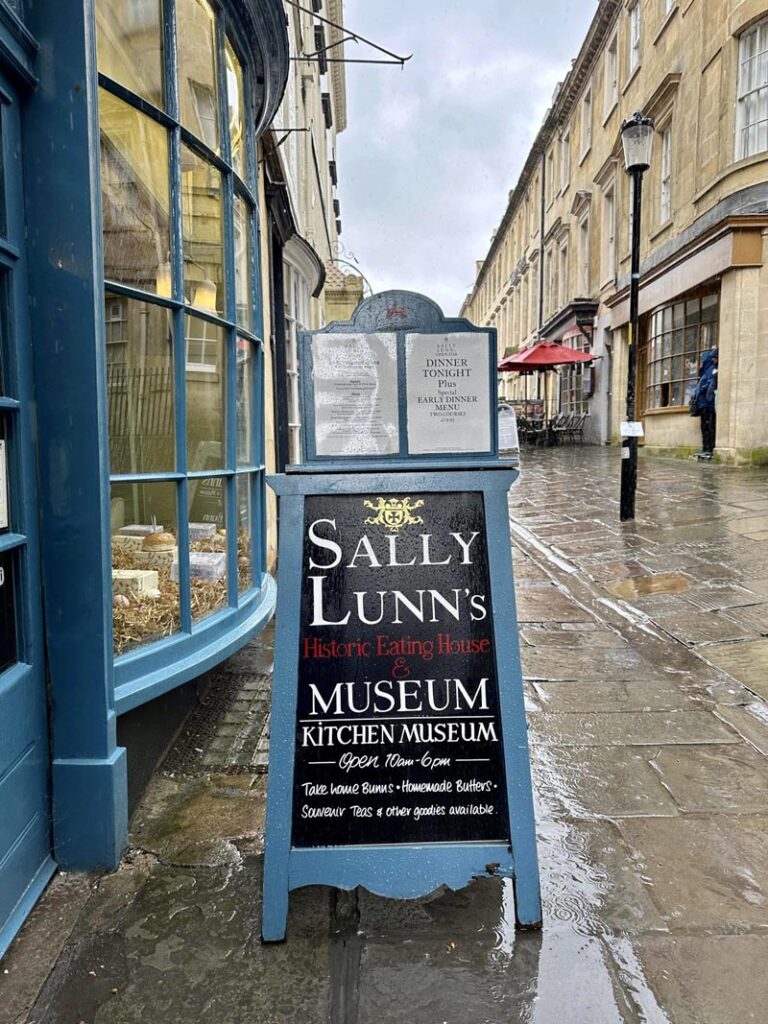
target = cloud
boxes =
[336,0,595,315]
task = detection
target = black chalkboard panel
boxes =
[292,491,509,847]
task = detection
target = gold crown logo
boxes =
[363,496,425,531]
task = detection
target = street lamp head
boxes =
[621,112,655,173]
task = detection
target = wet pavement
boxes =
[3,448,768,1023]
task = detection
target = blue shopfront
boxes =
[0,0,287,955]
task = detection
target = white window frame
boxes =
[629,2,641,73]
[546,148,556,205]
[558,241,569,307]
[578,214,590,296]
[283,260,311,465]
[559,333,590,415]
[604,34,618,118]
[186,317,220,373]
[660,123,672,223]
[581,85,593,159]
[601,183,616,283]
[736,18,768,160]
[105,297,128,366]
[560,128,571,192]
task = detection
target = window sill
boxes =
[602,99,619,127]
[649,219,674,243]
[579,145,592,166]
[114,572,276,714]
[621,63,641,95]
[653,4,678,46]
[643,405,690,415]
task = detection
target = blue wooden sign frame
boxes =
[298,290,500,470]
[262,468,541,942]
[262,292,541,942]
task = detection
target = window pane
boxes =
[100,90,170,293]
[186,314,225,471]
[236,337,253,466]
[234,197,253,329]
[181,145,225,316]
[105,292,175,474]
[701,294,718,321]
[237,473,253,593]
[111,480,180,655]
[96,0,164,109]
[187,480,227,621]
[0,548,18,673]
[178,0,220,152]
[0,111,6,240]
[226,39,246,179]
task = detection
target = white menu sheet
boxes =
[405,333,492,454]
[312,333,399,456]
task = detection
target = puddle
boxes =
[604,573,692,600]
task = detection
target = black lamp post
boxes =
[619,112,654,522]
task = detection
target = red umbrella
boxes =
[498,340,595,372]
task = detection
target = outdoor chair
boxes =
[550,412,571,444]
[565,412,587,444]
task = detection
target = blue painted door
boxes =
[0,63,54,958]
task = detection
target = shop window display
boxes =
[97,0,263,656]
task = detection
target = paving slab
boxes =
[533,745,678,818]
[529,710,740,747]
[650,744,768,812]
[722,602,768,635]
[618,815,768,930]
[534,816,668,935]
[634,934,768,1024]
[521,624,626,649]
[521,646,669,682]
[713,702,768,754]
[27,858,333,1024]
[532,679,693,713]
[515,585,591,623]
[699,638,768,697]
[651,608,758,646]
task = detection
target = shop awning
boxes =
[497,340,596,372]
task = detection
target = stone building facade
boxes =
[461,0,768,462]
[261,0,350,551]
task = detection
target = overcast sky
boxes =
[336,1,596,316]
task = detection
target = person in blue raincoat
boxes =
[692,348,718,458]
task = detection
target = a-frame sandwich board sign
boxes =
[262,291,541,942]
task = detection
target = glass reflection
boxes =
[236,338,252,466]
[181,145,224,315]
[177,0,220,152]
[226,39,246,179]
[96,0,164,109]
[0,548,17,673]
[0,113,6,239]
[186,314,225,471]
[111,480,180,655]
[105,292,175,475]
[187,480,228,621]
[236,474,253,593]
[234,197,252,329]
[100,89,170,293]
